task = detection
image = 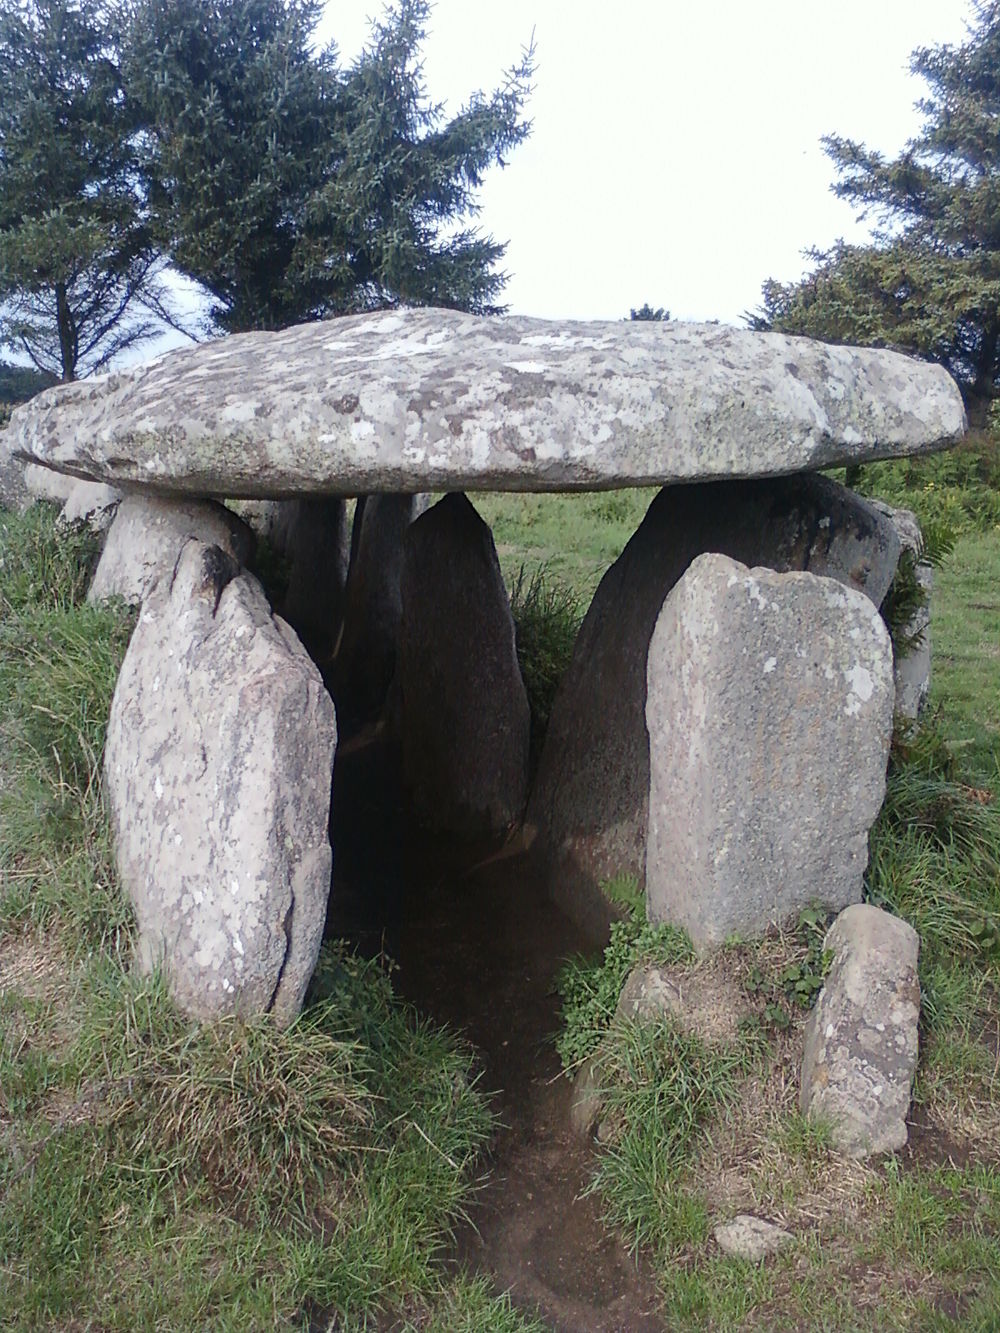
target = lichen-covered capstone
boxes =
[528,475,900,940]
[393,493,530,835]
[105,540,337,1024]
[89,493,254,606]
[801,904,920,1158]
[645,553,894,948]
[8,309,966,497]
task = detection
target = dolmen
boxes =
[2,308,967,1024]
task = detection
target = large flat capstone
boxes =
[7,309,965,497]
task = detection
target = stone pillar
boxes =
[273,497,351,659]
[105,540,337,1026]
[644,553,895,949]
[332,493,427,722]
[527,474,900,941]
[393,493,530,836]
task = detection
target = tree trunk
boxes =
[965,321,999,428]
[55,282,77,382]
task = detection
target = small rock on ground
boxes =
[714,1215,794,1261]
[801,903,920,1158]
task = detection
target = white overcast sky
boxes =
[315,0,973,326]
[144,0,974,359]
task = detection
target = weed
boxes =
[742,907,833,1030]
[556,901,692,1070]
[880,524,955,663]
[853,430,1000,535]
[600,871,645,919]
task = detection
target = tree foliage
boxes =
[628,303,670,321]
[0,0,171,380]
[754,2,1000,418]
[124,0,534,333]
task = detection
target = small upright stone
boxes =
[332,493,427,720]
[105,540,337,1025]
[714,1216,794,1262]
[616,962,743,1045]
[645,553,894,948]
[801,904,920,1158]
[24,462,74,505]
[394,493,530,835]
[872,500,933,718]
[89,494,254,606]
[58,480,120,533]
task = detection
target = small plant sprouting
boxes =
[744,907,833,1030]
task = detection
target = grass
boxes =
[931,529,1000,779]
[473,488,655,601]
[4,427,1000,1329]
[511,445,1000,1329]
[0,506,542,1331]
[507,562,582,764]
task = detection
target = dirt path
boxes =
[328,731,666,1331]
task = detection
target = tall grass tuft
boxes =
[508,562,582,759]
[867,722,1000,1029]
[0,505,100,616]
[586,1020,760,1257]
[0,508,135,955]
[71,965,373,1220]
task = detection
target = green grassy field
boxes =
[1,447,999,1329]
[933,531,1000,780]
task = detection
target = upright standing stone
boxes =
[394,493,530,835]
[89,494,254,606]
[225,499,285,547]
[528,475,900,940]
[872,501,933,718]
[105,540,337,1025]
[801,904,920,1158]
[24,462,74,506]
[58,480,121,533]
[645,553,894,948]
[273,497,350,659]
[332,493,427,720]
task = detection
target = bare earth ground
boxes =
[328,725,668,1332]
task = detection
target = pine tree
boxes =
[754,2,1000,420]
[124,0,534,334]
[0,0,169,380]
